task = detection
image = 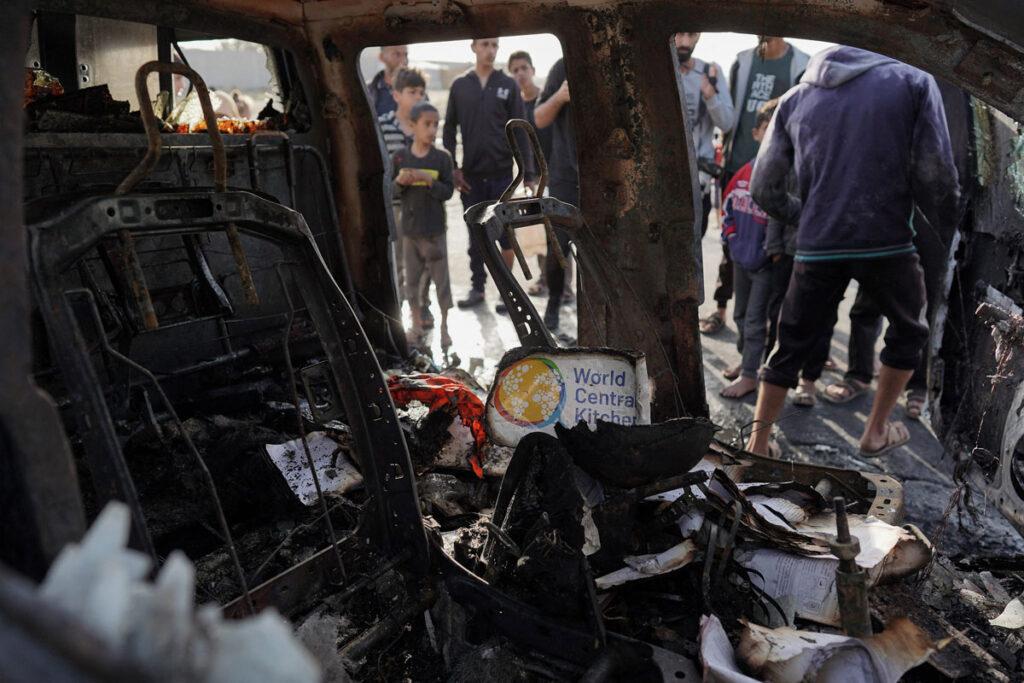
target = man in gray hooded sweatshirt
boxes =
[745,46,959,458]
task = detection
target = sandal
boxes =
[700,312,725,335]
[822,378,869,404]
[859,421,910,458]
[905,393,926,421]
[792,385,817,408]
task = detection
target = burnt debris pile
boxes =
[15,62,1024,683]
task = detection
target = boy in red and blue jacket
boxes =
[718,100,777,399]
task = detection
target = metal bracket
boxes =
[300,360,346,423]
[465,196,585,350]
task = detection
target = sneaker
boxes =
[495,302,508,315]
[420,307,435,329]
[457,289,485,309]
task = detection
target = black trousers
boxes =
[544,181,579,323]
[763,254,928,389]
[461,172,512,292]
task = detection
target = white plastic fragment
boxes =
[36,502,321,682]
[595,539,697,589]
[990,598,1024,629]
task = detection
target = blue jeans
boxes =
[733,263,774,379]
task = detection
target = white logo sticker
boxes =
[496,87,510,100]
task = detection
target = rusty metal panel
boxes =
[0,0,86,579]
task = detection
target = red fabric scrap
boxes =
[387,373,487,478]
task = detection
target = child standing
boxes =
[719,100,778,399]
[392,102,455,348]
[379,68,431,327]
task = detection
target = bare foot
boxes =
[722,364,742,380]
[720,375,757,399]
[440,326,452,349]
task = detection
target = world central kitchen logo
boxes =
[494,358,639,428]
[494,358,567,427]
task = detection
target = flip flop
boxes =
[905,393,926,421]
[859,421,910,458]
[822,379,869,404]
[792,385,817,407]
[699,312,725,335]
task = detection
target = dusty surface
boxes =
[695,226,1024,559]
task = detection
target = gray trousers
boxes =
[733,263,774,379]
[402,234,453,311]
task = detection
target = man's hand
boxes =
[700,65,718,100]
[453,169,472,193]
[556,80,570,104]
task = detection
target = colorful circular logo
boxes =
[493,358,566,427]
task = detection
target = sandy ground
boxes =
[409,192,1022,558]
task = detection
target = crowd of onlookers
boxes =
[367,32,963,460]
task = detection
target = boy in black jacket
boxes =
[392,102,455,347]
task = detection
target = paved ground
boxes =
[412,194,1022,558]
[695,225,1023,558]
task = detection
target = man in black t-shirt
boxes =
[534,58,578,333]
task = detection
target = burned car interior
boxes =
[3,0,1024,681]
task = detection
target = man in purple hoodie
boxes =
[745,46,959,458]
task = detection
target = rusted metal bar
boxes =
[830,496,872,638]
[247,130,297,208]
[500,118,568,272]
[0,0,86,579]
[117,60,259,322]
[116,228,158,331]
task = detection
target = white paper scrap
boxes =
[595,539,697,589]
[737,617,942,683]
[737,548,841,626]
[265,431,362,506]
[699,614,761,683]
